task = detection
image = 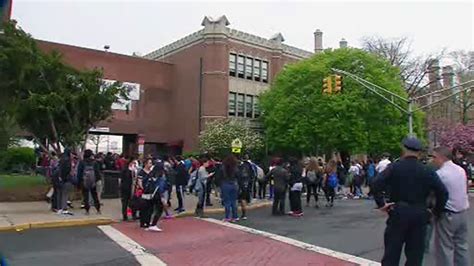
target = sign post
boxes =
[231,138,243,154]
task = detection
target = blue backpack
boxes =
[328,173,338,188]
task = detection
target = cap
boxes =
[402,137,423,152]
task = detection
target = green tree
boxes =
[199,119,264,158]
[0,21,128,153]
[260,48,425,156]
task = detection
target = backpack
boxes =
[307,170,318,183]
[239,162,254,187]
[327,173,338,188]
[256,166,265,181]
[83,163,97,189]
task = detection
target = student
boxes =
[77,150,102,215]
[265,158,290,215]
[174,155,189,213]
[139,159,163,232]
[237,155,256,220]
[194,155,212,218]
[305,157,322,208]
[215,155,239,222]
[120,158,136,221]
[288,157,304,217]
[323,160,338,207]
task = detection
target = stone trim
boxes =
[144,25,313,60]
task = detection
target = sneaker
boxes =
[148,225,162,232]
[241,216,248,220]
[231,218,240,222]
[67,201,73,208]
[62,210,74,216]
[177,209,186,214]
[174,207,180,212]
[206,203,214,207]
[164,215,174,220]
[80,204,85,209]
[144,227,150,231]
[222,218,231,222]
[56,209,63,215]
[354,196,360,200]
[287,211,294,215]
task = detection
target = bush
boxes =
[0,147,36,172]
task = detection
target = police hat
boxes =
[402,137,423,152]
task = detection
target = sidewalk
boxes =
[0,192,272,232]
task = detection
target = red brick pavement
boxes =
[113,218,357,266]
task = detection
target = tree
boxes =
[449,50,473,124]
[199,119,264,158]
[88,134,105,154]
[260,48,425,156]
[439,123,474,154]
[0,21,128,153]
[361,36,444,96]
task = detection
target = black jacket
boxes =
[77,159,102,185]
[266,166,290,192]
[371,156,448,215]
[175,162,189,186]
[289,165,303,187]
[120,168,134,193]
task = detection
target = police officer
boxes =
[371,137,448,266]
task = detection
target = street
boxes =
[1,196,473,265]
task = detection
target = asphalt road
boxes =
[0,226,139,266]
[212,196,474,265]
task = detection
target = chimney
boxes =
[339,38,348,48]
[442,66,454,89]
[428,59,440,92]
[314,29,323,53]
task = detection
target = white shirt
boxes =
[349,165,360,176]
[376,159,391,173]
[436,160,470,212]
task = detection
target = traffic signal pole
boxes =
[331,68,473,137]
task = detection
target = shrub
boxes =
[0,147,36,172]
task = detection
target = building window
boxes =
[254,59,261,82]
[245,57,253,80]
[245,95,253,118]
[262,61,268,83]
[253,96,260,118]
[237,55,245,78]
[229,53,236,77]
[237,93,245,117]
[228,92,236,116]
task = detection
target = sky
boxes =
[10,0,474,57]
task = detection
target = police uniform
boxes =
[371,137,448,266]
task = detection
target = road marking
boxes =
[202,218,380,266]
[98,225,166,266]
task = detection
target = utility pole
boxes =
[331,68,474,137]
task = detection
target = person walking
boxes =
[138,158,163,231]
[323,160,338,207]
[55,149,74,215]
[305,158,322,208]
[266,158,290,216]
[432,146,470,266]
[371,137,448,266]
[349,161,363,199]
[77,150,102,215]
[288,157,304,217]
[256,163,266,199]
[215,155,239,222]
[174,156,188,213]
[237,155,256,220]
[120,158,136,221]
[194,156,212,218]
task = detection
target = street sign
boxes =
[231,138,243,154]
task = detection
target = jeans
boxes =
[58,182,72,210]
[176,185,185,210]
[354,185,363,197]
[221,181,238,219]
[306,183,318,204]
[258,180,267,199]
[82,186,100,212]
[324,186,335,204]
[269,184,274,199]
[121,190,132,220]
[272,189,286,215]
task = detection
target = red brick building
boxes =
[38,16,321,155]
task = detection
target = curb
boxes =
[0,201,272,232]
[0,218,113,233]
[175,201,273,218]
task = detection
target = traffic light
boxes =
[322,76,332,94]
[334,75,343,93]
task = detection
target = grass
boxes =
[0,174,47,189]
